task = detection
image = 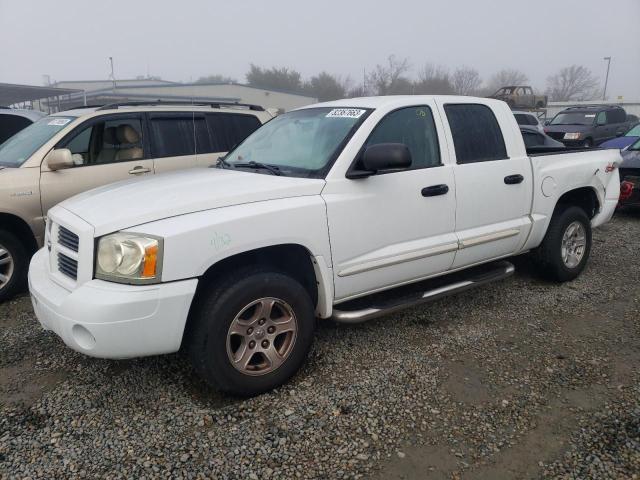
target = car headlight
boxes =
[564,132,582,140]
[95,233,163,284]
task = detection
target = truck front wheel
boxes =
[186,267,316,396]
[532,206,592,282]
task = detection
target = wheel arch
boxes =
[0,213,39,255]
[182,243,332,349]
[554,186,600,219]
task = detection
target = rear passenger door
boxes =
[440,102,532,269]
[195,113,262,168]
[40,113,153,214]
[148,113,199,173]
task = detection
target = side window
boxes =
[62,117,143,166]
[514,114,527,126]
[364,106,441,169]
[611,109,626,124]
[529,115,540,126]
[206,113,262,152]
[150,116,195,158]
[444,104,508,164]
[596,111,607,125]
[194,116,211,154]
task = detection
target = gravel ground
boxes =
[1,213,639,479]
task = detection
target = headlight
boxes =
[95,233,163,284]
[564,132,582,140]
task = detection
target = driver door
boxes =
[40,113,153,214]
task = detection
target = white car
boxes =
[512,110,545,133]
[29,96,621,396]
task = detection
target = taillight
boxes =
[620,181,634,202]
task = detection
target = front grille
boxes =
[58,226,79,252]
[57,253,78,280]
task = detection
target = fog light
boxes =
[72,324,96,350]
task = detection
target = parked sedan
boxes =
[618,138,640,208]
[599,123,640,149]
[513,111,544,133]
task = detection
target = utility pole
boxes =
[109,56,116,90]
[602,56,611,101]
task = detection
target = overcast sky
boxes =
[1,0,638,99]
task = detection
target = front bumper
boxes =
[28,248,198,359]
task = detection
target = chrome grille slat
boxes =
[58,226,79,252]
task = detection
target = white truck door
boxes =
[323,103,457,302]
[440,102,532,269]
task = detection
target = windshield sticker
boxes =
[326,108,366,119]
[584,114,596,118]
[48,118,71,126]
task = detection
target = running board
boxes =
[331,261,515,324]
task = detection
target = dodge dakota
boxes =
[29,96,621,396]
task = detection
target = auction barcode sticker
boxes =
[326,108,366,119]
[48,118,71,126]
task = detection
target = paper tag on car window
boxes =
[326,109,366,119]
[48,118,71,126]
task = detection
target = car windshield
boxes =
[550,112,596,126]
[625,124,640,137]
[628,138,640,151]
[0,116,76,167]
[225,107,369,178]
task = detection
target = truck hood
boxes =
[59,168,326,236]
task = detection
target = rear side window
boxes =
[365,106,440,169]
[150,116,195,158]
[609,108,626,124]
[445,104,508,164]
[0,114,31,144]
[206,113,262,152]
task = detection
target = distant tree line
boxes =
[196,56,602,103]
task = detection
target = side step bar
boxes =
[331,261,515,324]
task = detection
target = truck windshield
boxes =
[0,116,76,167]
[550,112,595,126]
[225,107,370,178]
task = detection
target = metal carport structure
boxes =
[0,83,83,112]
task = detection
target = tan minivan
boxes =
[0,101,272,301]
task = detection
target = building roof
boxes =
[0,82,83,106]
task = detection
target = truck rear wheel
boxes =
[532,206,592,282]
[0,230,28,303]
[186,267,316,396]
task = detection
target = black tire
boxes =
[582,138,593,148]
[0,230,28,303]
[532,206,592,282]
[186,266,316,397]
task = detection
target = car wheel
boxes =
[532,206,592,282]
[0,230,28,303]
[536,101,544,108]
[186,266,316,396]
[582,138,593,148]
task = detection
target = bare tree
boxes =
[413,64,454,94]
[545,65,600,101]
[451,67,482,95]
[487,69,529,92]
[367,55,412,95]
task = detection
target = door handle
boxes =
[504,174,524,185]
[421,184,449,197]
[129,166,151,175]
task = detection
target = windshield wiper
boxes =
[234,161,282,176]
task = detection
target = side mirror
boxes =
[348,143,412,179]
[46,148,74,171]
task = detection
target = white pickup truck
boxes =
[29,96,621,396]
